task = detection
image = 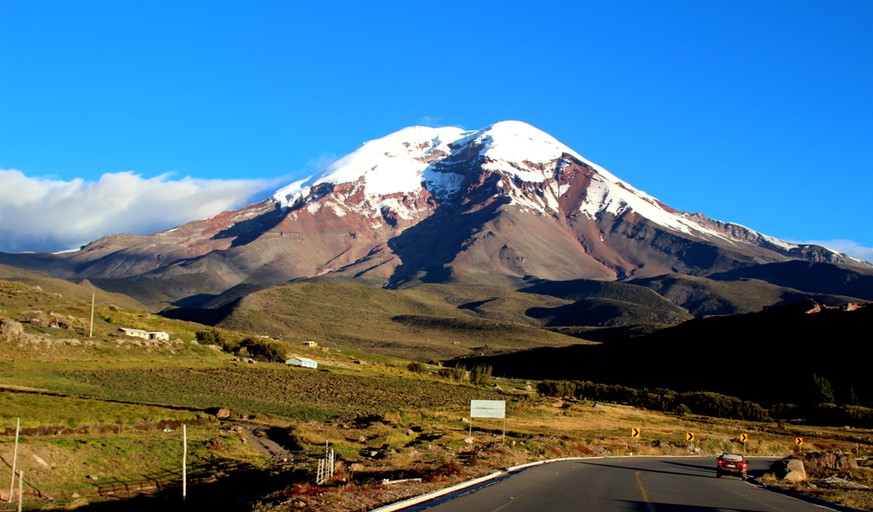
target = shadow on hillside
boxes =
[446,299,873,407]
[44,461,309,512]
[386,197,507,287]
[212,205,287,248]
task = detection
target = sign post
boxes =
[632,427,641,451]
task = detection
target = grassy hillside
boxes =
[1,278,872,511]
[198,280,596,361]
[709,260,873,302]
[0,264,148,312]
[630,272,862,316]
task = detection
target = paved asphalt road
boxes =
[395,456,837,512]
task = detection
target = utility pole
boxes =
[182,424,187,503]
[89,293,95,338]
[8,418,19,502]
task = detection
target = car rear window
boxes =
[722,454,743,461]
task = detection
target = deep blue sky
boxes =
[1,0,871,259]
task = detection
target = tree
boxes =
[240,337,285,363]
[808,373,835,406]
[195,329,223,345]
[846,387,859,406]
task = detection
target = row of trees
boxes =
[536,379,873,427]
[408,362,494,386]
[536,380,767,422]
[195,329,286,363]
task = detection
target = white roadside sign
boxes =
[470,399,506,419]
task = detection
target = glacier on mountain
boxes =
[272,120,799,251]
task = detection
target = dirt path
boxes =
[227,422,300,462]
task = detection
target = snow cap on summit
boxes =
[273,125,467,207]
[272,120,626,207]
[470,120,580,164]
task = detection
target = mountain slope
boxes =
[166,279,596,361]
[0,121,865,311]
[629,272,867,316]
[0,263,148,311]
[708,261,873,301]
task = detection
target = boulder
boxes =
[20,310,49,327]
[771,458,807,482]
[0,318,23,337]
[206,407,232,419]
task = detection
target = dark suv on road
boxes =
[716,453,748,480]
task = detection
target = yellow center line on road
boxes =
[635,471,657,512]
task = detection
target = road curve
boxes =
[376,456,841,512]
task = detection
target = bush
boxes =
[239,337,286,363]
[407,362,426,373]
[438,366,466,382]
[195,329,223,346]
[469,365,492,386]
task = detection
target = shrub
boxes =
[239,337,285,363]
[195,329,223,346]
[407,362,426,373]
[469,365,492,386]
[438,366,466,382]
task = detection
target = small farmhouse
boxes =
[116,327,170,341]
[116,327,148,339]
[301,340,318,347]
[285,356,318,369]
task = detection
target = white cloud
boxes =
[804,239,873,264]
[0,169,284,253]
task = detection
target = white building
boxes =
[116,327,149,339]
[285,356,318,369]
[116,327,169,341]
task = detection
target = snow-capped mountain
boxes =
[1,121,862,308]
[272,120,795,251]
